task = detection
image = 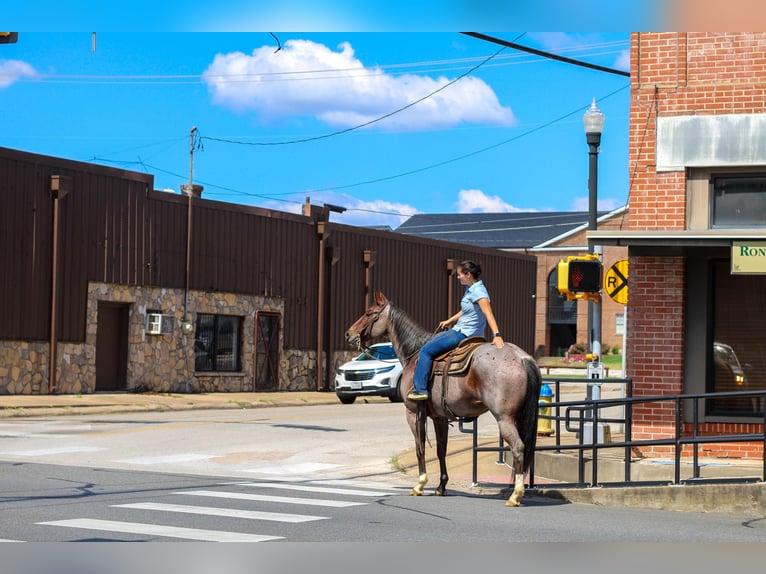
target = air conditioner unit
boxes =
[146,313,174,335]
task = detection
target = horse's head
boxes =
[345,292,391,350]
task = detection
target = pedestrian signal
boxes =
[557,255,602,301]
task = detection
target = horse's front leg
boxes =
[433,417,450,496]
[406,405,428,496]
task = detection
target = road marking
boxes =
[115,454,213,465]
[228,481,395,497]
[37,519,281,542]
[0,431,73,439]
[0,539,24,542]
[312,479,412,491]
[0,446,106,456]
[114,502,329,523]
[177,490,366,507]
[245,462,340,475]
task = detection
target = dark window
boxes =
[194,314,241,372]
[708,261,766,416]
[711,175,766,228]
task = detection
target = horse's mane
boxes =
[388,302,432,359]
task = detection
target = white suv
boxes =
[334,343,403,404]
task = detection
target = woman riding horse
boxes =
[345,290,541,507]
[408,260,504,401]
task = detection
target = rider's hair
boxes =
[459,260,482,280]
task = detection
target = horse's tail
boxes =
[520,357,543,473]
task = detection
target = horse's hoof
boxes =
[505,498,521,507]
[410,490,423,496]
[434,490,447,497]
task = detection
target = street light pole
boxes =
[583,99,605,411]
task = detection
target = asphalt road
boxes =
[1,403,765,542]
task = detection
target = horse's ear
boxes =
[374,292,387,305]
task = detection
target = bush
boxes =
[567,342,587,355]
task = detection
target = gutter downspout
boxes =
[446,259,457,317]
[316,221,328,391]
[49,175,71,394]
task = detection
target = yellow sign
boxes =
[604,259,628,305]
[732,241,766,274]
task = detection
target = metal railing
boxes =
[459,376,766,488]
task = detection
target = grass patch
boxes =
[389,453,407,474]
[229,400,253,408]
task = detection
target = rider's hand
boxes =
[438,320,451,330]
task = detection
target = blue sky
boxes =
[2,32,632,228]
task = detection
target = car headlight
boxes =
[374,365,396,374]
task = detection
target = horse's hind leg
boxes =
[497,417,525,507]
[433,418,449,496]
[406,405,428,496]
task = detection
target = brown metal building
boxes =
[0,146,537,395]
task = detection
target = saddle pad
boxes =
[432,337,486,377]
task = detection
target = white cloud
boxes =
[454,189,526,213]
[0,59,37,89]
[202,39,515,132]
[614,50,630,72]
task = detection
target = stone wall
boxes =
[0,283,302,395]
[0,283,367,396]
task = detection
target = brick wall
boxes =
[629,32,766,232]
[627,256,685,454]
[628,33,766,457]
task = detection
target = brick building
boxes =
[593,33,766,458]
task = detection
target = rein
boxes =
[355,301,444,365]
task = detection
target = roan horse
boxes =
[345,292,542,507]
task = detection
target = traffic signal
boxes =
[557,255,602,301]
[0,33,18,44]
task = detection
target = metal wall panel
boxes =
[0,147,536,358]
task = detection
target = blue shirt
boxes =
[452,280,490,338]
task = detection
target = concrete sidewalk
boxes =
[1,390,765,515]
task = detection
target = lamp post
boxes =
[583,99,605,412]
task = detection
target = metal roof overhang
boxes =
[588,229,766,248]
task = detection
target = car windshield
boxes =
[357,345,397,361]
[714,342,740,367]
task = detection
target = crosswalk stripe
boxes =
[37,519,281,542]
[177,490,366,507]
[115,454,212,465]
[226,481,395,497]
[114,502,328,523]
[311,479,412,491]
[1,446,106,456]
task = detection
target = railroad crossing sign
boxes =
[604,259,628,305]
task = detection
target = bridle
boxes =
[353,301,444,365]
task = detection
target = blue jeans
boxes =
[412,329,466,393]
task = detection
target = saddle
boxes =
[431,336,487,377]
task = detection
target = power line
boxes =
[461,32,630,77]
[201,34,525,148]
[307,83,630,194]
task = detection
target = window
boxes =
[194,314,241,372]
[615,313,625,336]
[711,174,766,228]
[708,261,766,416]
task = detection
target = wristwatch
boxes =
[493,332,501,338]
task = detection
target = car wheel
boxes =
[338,395,356,405]
[389,378,403,403]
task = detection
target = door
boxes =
[96,302,129,391]
[254,311,280,391]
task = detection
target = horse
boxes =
[345,292,542,507]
